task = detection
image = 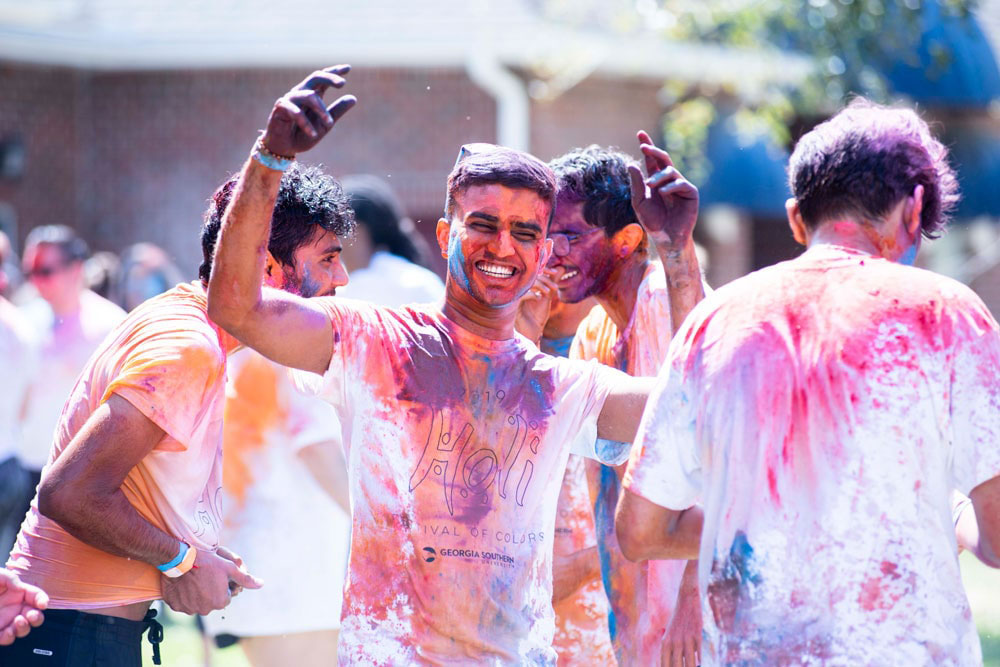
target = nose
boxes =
[490,229,515,258]
[334,262,349,287]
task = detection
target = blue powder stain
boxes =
[595,464,620,641]
[447,227,472,293]
[898,243,918,266]
[727,531,762,587]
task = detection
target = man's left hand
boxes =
[628,130,699,250]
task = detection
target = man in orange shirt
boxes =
[1,161,355,666]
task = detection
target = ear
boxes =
[262,251,281,287]
[436,218,451,259]
[786,198,809,246]
[904,184,924,238]
[613,223,645,257]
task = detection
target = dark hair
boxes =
[788,98,959,239]
[341,174,433,268]
[549,145,639,237]
[199,163,355,283]
[24,225,89,263]
[445,144,557,226]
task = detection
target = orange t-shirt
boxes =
[7,282,239,609]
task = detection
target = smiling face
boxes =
[547,199,618,304]
[266,226,349,298]
[437,184,552,310]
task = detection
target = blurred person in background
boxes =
[117,243,185,312]
[337,174,444,306]
[14,225,126,554]
[201,343,351,666]
[0,230,23,299]
[84,250,122,304]
[0,232,37,559]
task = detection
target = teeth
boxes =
[559,270,579,282]
[476,262,515,278]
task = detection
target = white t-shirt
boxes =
[202,348,350,636]
[19,290,126,468]
[337,251,444,308]
[294,300,630,664]
[624,246,1000,665]
[0,299,37,461]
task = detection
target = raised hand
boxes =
[515,267,561,344]
[0,569,47,646]
[627,130,699,249]
[261,65,358,158]
[161,548,262,616]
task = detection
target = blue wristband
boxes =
[157,541,188,572]
[251,137,294,172]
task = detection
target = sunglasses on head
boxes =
[453,142,499,168]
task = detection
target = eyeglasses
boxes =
[26,261,70,280]
[549,227,604,257]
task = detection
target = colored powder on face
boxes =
[297,264,323,298]
[447,226,472,295]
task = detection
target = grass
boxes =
[962,552,1000,666]
[141,555,1000,666]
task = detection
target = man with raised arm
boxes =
[545,144,705,666]
[2,161,355,666]
[206,66,693,664]
[617,100,1000,665]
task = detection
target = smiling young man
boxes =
[204,67,698,664]
[618,100,1000,665]
[2,163,353,667]
[542,144,705,666]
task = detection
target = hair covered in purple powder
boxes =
[788,98,959,239]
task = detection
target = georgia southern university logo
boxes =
[422,546,437,563]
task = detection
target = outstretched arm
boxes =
[596,377,655,444]
[207,66,357,375]
[628,130,705,335]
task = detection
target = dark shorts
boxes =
[0,608,163,667]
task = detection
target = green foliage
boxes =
[604,0,976,182]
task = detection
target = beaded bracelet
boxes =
[251,136,295,172]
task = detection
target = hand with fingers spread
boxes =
[628,130,699,250]
[260,65,358,159]
[515,267,561,345]
[0,569,47,646]
[161,548,262,616]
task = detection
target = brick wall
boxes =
[0,63,675,280]
[0,64,500,278]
